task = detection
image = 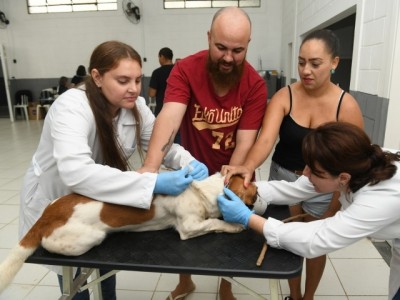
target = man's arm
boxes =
[141,102,187,172]
[228,129,258,166]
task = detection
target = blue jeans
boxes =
[57,268,116,300]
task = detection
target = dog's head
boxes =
[190,173,257,208]
[226,175,258,208]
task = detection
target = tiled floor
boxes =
[0,118,391,300]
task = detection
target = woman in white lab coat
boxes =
[19,41,207,300]
[218,122,400,300]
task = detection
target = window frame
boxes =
[26,0,118,14]
[163,0,261,9]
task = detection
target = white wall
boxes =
[0,0,283,79]
[384,1,400,149]
[357,0,398,99]
[280,0,297,80]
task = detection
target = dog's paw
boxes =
[221,223,244,233]
[233,223,245,232]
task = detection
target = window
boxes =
[164,0,260,9]
[27,0,117,14]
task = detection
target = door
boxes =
[326,14,356,92]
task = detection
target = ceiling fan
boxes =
[122,0,141,25]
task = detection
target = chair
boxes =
[36,103,50,120]
[39,88,55,100]
[14,90,33,120]
[36,88,55,120]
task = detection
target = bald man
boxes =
[140,7,267,300]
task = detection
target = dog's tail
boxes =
[0,244,37,293]
[0,224,42,293]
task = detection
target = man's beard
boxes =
[207,55,244,89]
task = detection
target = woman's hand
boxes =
[154,166,193,195]
[221,165,254,187]
[217,187,254,228]
[188,160,208,181]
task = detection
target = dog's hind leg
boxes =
[177,218,244,240]
[42,223,107,256]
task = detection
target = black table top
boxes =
[26,205,302,279]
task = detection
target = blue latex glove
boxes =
[188,160,209,181]
[217,187,254,228]
[154,166,193,195]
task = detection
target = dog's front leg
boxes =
[177,218,244,240]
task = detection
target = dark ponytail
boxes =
[303,122,400,193]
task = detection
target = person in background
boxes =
[19,40,207,300]
[218,122,400,300]
[149,47,174,117]
[71,65,87,87]
[222,28,364,300]
[148,47,180,143]
[139,7,267,300]
[57,76,69,95]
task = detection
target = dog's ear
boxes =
[228,175,257,206]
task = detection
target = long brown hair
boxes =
[302,122,400,193]
[84,40,143,171]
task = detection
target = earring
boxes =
[330,69,335,75]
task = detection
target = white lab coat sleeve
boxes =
[163,144,196,170]
[262,178,400,259]
[255,175,319,206]
[49,92,155,209]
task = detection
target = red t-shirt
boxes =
[165,50,267,174]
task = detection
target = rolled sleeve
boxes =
[163,143,195,170]
[263,217,284,248]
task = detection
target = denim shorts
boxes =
[269,161,333,218]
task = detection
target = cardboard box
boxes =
[28,102,45,120]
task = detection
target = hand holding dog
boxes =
[154,166,193,195]
[217,187,254,228]
[189,160,208,181]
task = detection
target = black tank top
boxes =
[272,85,345,170]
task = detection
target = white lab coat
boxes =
[19,88,195,241]
[255,161,400,299]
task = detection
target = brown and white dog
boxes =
[0,173,257,293]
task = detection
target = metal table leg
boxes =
[269,279,280,300]
[221,276,267,299]
[59,267,94,300]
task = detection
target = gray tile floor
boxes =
[0,118,391,299]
